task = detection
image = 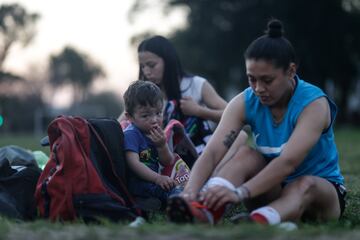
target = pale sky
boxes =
[0,0,187,106]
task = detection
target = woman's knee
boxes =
[233,145,259,161]
[215,146,264,182]
[236,146,266,170]
[228,146,266,178]
[284,176,341,221]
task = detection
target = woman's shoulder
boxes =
[297,78,324,94]
[292,77,326,107]
[180,75,206,100]
[191,75,207,83]
[242,87,257,103]
[181,75,206,88]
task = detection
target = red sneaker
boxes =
[166,196,224,224]
[230,212,271,225]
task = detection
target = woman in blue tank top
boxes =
[167,19,346,226]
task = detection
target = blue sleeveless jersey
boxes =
[244,76,344,184]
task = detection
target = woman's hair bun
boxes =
[265,19,283,38]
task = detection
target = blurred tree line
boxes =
[1,1,360,134]
[0,3,123,134]
[130,0,360,124]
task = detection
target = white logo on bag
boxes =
[175,173,190,184]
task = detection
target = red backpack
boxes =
[35,116,142,222]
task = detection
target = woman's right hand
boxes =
[200,185,240,210]
[180,187,198,201]
[179,96,201,117]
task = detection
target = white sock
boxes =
[202,177,236,192]
[250,206,281,225]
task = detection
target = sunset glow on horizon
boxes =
[0,0,187,107]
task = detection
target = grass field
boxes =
[0,126,360,239]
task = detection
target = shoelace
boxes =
[190,201,214,225]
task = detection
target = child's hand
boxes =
[147,124,166,148]
[155,175,176,191]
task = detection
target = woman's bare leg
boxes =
[268,176,341,222]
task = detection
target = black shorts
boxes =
[329,181,346,217]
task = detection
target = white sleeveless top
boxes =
[180,76,206,104]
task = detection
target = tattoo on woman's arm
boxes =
[223,130,238,148]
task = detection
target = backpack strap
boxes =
[87,119,143,217]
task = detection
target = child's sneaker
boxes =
[166,196,224,224]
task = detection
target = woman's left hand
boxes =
[180,96,201,117]
[200,185,239,210]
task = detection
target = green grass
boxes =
[335,127,360,227]
[0,133,50,155]
[0,127,360,239]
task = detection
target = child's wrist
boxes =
[156,143,168,151]
[153,174,161,184]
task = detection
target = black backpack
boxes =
[0,145,42,220]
